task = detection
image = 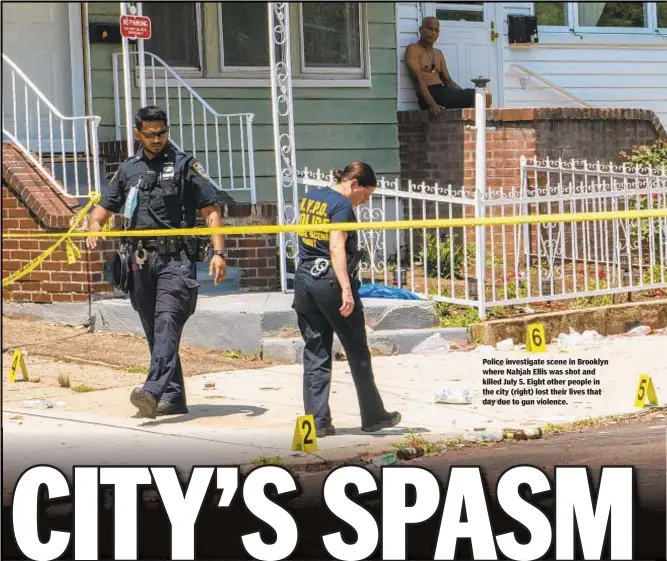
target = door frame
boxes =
[491,2,506,108]
[420,1,505,107]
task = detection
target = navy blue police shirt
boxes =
[297,186,361,272]
[99,142,219,230]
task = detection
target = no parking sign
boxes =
[120,14,151,40]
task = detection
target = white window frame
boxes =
[534,2,666,35]
[141,2,204,77]
[653,0,667,29]
[217,2,270,76]
[298,2,370,79]
[533,1,575,33]
[574,1,653,35]
[433,2,486,25]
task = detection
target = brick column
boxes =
[2,143,116,303]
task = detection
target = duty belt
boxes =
[126,236,186,250]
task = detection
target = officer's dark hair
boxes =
[134,106,168,131]
[332,161,376,189]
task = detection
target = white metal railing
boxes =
[1,54,101,198]
[296,160,667,317]
[296,169,484,301]
[511,64,594,108]
[112,50,256,202]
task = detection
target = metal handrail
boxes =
[2,53,102,198]
[112,50,257,202]
[511,64,594,108]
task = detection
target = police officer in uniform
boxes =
[292,161,401,437]
[86,106,227,419]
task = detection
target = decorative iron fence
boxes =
[296,158,667,318]
[2,53,101,199]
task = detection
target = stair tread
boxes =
[263,326,468,340]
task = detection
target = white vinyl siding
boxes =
[397,2,423,110]
[396,2,667,128]
[502,2,667,126]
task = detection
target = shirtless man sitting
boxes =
[405,16,492,118]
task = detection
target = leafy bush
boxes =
[419,233,472,279]
[618,139,666,261]
[619,138,667,171]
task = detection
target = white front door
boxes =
[424,2,501,105]
[2,3,85,152]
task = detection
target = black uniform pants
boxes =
[292,263,388,429]
[128,248,200,404]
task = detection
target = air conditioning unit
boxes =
[508,15,539,44]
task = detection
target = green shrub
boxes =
[619,138,667,171]
[618,139,666,258]
[419,233,472,279]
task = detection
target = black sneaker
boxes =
[316,425,336,438]
[157,401,189,416]
[361,411,402,433]
[130,388,158,419]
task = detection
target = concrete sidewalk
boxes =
[4,333,666,478]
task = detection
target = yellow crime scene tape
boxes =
[3,207,667,241]
[2,192,101,287]
[2,206,666,288]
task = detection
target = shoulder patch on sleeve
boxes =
[192,161,210,180]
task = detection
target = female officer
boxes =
[292,161,401,438]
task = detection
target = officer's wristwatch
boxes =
[212,249,228,259]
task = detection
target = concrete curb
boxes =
[240,405,667,474]
[260,327,470,364]
[471,299,667,345]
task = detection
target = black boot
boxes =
[157,401,189,416]
[316,424,336,438]
[130,388,158,419]
[361,411,401,432]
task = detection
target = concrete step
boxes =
[260,326,470,364]
[3,293,453,358]
[259,299,441,338]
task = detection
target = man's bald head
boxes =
[419,16,440,45]
[421,16,439,28]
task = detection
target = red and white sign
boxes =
[120,14,152,40]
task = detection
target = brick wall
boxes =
[396,107,667,282]
[398,107,666,191]
[2,143,115,303]
[2,143,280,304]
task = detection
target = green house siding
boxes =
[87,2,398,203]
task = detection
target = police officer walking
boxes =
[86,105,227,419]
[292,161,401,437]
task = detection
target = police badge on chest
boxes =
[160,162,177,196]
